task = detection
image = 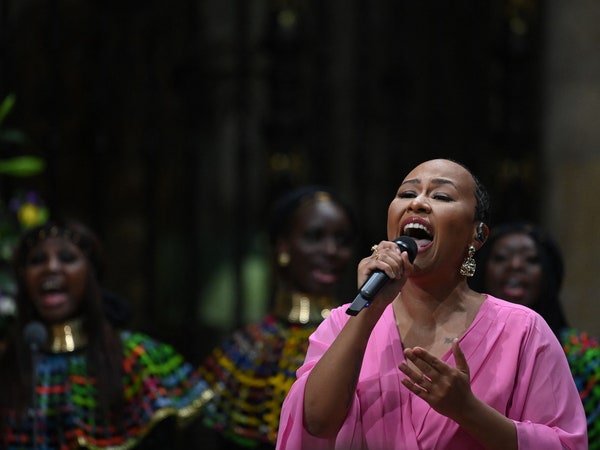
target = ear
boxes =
[474,222,489,249]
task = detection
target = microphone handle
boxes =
[346,270,388,316]
[346,293,370,316]
[345,236,417,316]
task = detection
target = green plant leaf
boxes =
[0,94,16,126]
[0,156,45,176]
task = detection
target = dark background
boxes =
[0,0,544,362]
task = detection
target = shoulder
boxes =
[315,304,353,333]
[327,302,397,324]
[203,316,292,366]
[120,330,172,350]
[312,303,394,340]
[119,330,185,367]
[223,316,289,348]
[477,295,559,348]
[328,303,357,323]
[482,295,548,327]
[483,294,535,313]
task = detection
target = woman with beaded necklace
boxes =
[198,185,358,449]
[0,220,212,449]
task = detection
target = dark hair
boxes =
[449,159,490,225]
[472,172,491,225]
[1,220,125,414]
[13,220,106,282]
[469,221,568,335]
[268,185,359,244]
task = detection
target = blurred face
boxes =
[387,159,479,273]
[23,237,89,323]
[279,199,354,295]
[484,233,542,306]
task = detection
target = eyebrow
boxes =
[401,178,458,190]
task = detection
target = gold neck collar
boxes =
[48,317,88,353]
[273,290,337,325]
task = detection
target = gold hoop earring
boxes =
[459,245,476,277]
[278,252,290,267]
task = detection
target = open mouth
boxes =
[402,221,433,248]
[312,268,338,285]
[502,278,526,300]
[42,278,63,291]
[39,278,67,307]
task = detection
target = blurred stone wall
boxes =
[541,0,600,335]
[1,0,598,359]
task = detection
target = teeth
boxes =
[403,222,432,237]
[506,278,522,288]
[41,279,61,290]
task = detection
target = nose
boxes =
[407,194,431,213]
[45,255,61,271]
[322,236,339,254]
[508,254,525,270]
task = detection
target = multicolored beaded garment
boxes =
[1,331,212,449]
[198,315,315,448]
[562,328,600,449]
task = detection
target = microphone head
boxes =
[393,236,418,263]
[23,321,48,351]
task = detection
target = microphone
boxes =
[23,321,47,450]
[24,321,47,352]
[346,236,418,316]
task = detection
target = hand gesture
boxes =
[399,339,474,419]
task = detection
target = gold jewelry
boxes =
[49,317,88,353]
[371,244,380,260]
[298,191,333,209]
[278,251,291,267]
[273,290,337,325]
[313,191,332,203]
[25,225,81,249]
[460,245,477,277]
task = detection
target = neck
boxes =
[48,317,88,353]
[396,282,484,324]
[273,290,338,325]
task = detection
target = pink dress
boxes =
[277,295,587,450]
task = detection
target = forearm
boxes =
[303,305,382,438]
[454,395,517,450]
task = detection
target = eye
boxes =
[27,251,47,266]
[490,253,509,264]
[58,249,80,263]
[432,193,453,202]
[303,229,324,243]
[397,190,416,199]
[334,232,354,247]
